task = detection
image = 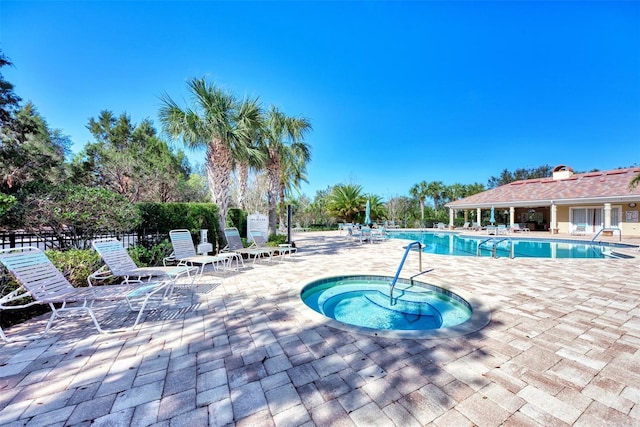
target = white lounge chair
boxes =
[370,227,389,243]
[90,238,197,294]
[510,223,530,233]
[249,229,296,259]
[167,229,241,276]
[0,247,169,341]
[572,223,587,235]
[360,226,373,243]
[222,227,274,265]
[346,225,361,242]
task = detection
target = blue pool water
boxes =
[301,275,472,331]
[388,230,636,259]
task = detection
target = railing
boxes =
[0,230,163,251]
[591,227,622,244]
[389,241,423,304]
[477,237,514,258]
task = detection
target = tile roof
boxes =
[447,167,640,208]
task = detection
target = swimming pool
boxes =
[388,230,636,259]
[300,275,491,339]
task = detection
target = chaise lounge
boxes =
[222,227,275,265]
[166,229,242,276]
[90,237,197,294]
[0,247,169,341]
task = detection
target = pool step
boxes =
[605,251,634,259]
[365,291,442,327]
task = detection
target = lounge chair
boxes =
[370,227,389,243]
[360,226,373,243]
[222,227,274,265]
[471,222,481,231]
[249,229,296,259]
[496,224,508,235]
[345,225,360,242]
[0,247,169,341]
[385,220,399,229]
[90,238,197,293]
[166,229,242,276]
[346,225,370,244]
[510,223,530,233]
[436,222,446,230]
[572,223,587,236]
[458,222,471,231]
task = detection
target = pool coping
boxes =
[289,272,492,340]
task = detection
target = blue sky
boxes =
[2,1,639,200]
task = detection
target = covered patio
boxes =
[446,166,640,237]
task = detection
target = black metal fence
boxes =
[0,230,166,251]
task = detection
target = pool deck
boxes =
[0,230,639,426]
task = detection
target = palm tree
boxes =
[327,184,366,223]
[630,171,640,190]
[232,118,265,211]
[427,181,445,213]
[448,183,465,202]
[278,144,310,227]
[464,182,486,197]
[159,77,263,234]
[260,106,311,234]
[409,181,428,223]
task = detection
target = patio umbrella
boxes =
[490,206,495,225]
[364,200,371,225]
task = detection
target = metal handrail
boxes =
[591,227,622,243]
[390,241,422,304]
[477,237,514,258]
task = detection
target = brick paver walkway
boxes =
[0,231,639,426]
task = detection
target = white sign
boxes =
[247,213,269,242]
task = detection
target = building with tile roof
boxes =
[445,165,640,237]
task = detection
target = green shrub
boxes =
[268,234,289,246]
[127,240,173,267]
[137,202,222,250]
[45,249,103,287]
[227,208,248,236]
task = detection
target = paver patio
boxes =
[0,230,639,426]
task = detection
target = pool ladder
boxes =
[390,241,430,304]
[477,237,514,258]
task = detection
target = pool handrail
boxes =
[477,237,514,258]
[591,227,622,243]
[390,241,423,303]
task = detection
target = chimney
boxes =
[552,165,574,180]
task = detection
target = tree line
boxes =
[4,48,636,237]
[0,51,312,238]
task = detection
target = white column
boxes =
[509,207,515,227]
[449,207,454,227]
[477,207,482,226]
[551,203,557,232]
[604,203,611,228]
